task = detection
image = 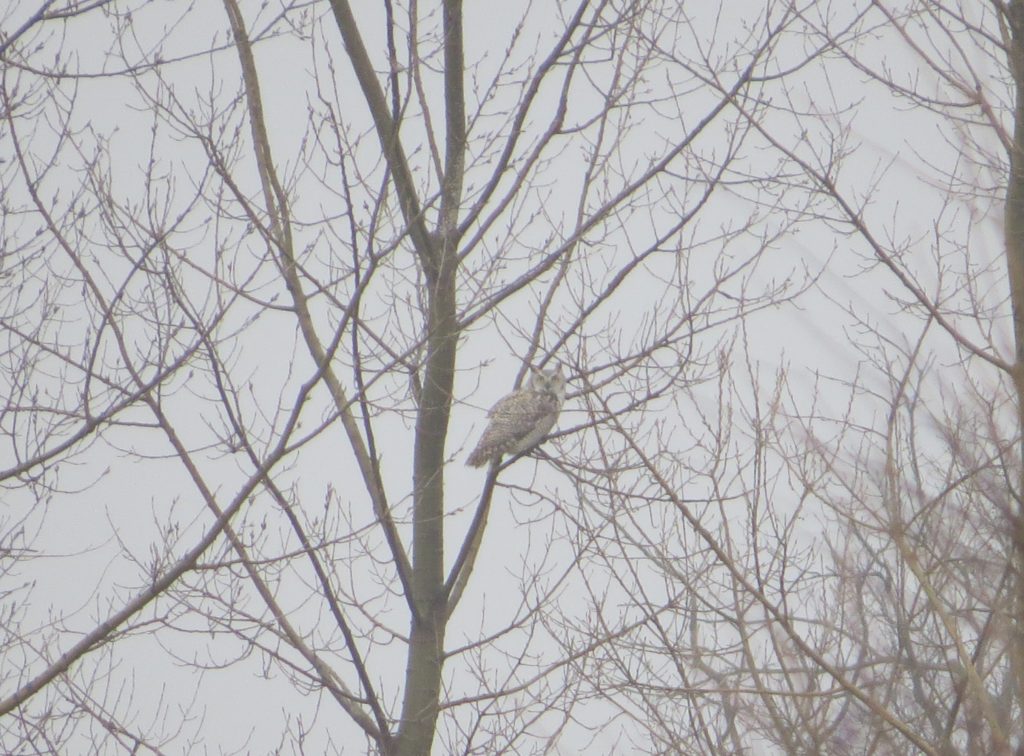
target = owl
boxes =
[466,365,566,467]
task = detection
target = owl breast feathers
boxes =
[466,365,566,467]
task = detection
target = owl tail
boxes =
[465,447,492,467]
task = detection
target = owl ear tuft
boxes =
[529,362,565,382]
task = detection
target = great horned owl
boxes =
[466,365,566,467]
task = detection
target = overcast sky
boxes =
[1,1,1016,754]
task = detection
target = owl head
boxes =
[528,364,566,400]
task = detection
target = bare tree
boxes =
[560,1,1024,754]
[14,1,1019,753]
[0,0,819,753]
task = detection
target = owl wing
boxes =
[486,390,530,417]
[466,391,559,467]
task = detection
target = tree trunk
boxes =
[395,0,464,746]
[1003,0,1024,736]
[396,253,456,756]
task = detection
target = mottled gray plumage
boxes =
[466,366,566,467]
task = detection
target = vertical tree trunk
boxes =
[326,2,464,751]
[395,2,464,751]
[396,253,457,756]
[1003,0,1024,733]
